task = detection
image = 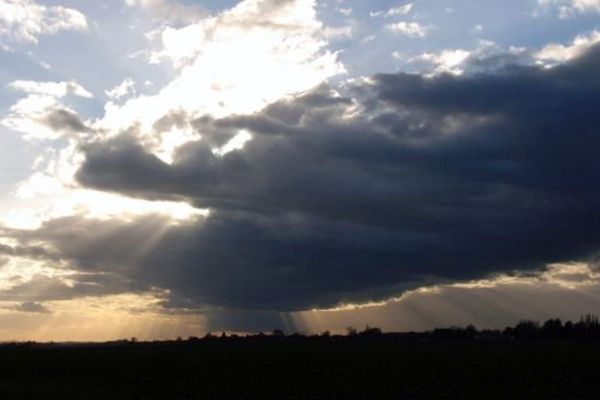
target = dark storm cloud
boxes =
[0,243,61,261]
[15,44,600,312]
[19,213,419,310]
[202,308,298,334]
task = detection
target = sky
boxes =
[0,0,599,341]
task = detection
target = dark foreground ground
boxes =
[2,339,600,399]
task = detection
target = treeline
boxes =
[5,315,600,348]
[502,314,600,340]
[188,314,600,343]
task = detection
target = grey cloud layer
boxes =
[16,44,600,312]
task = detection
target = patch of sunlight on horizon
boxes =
[292,262,600,334]
[0,293,206,342]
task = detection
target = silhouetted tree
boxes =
[514,320,539,340]
[465,324,478,339]
[541,319,563,339]
[360,325,383,337]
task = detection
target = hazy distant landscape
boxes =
[3,317,600,399]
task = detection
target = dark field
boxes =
[2,339,600,399]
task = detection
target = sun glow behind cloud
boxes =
[99,0,345,163]
[0,0,345,232]
[0,0,347,340]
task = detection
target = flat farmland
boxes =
[0,339,599,399]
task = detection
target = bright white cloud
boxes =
[0,0,87,46]
[100,0,345,161]
[409,49,471,75]
[370,3,413,18]
[386,3,414,16]
[105,78,136,101]
[537,0,600,18]
[535,30,600,63]
[213,130,253,157]
[10,80,93,98]
[2,80,92,140]
[336,7,352,16]
[387,21,428,38]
